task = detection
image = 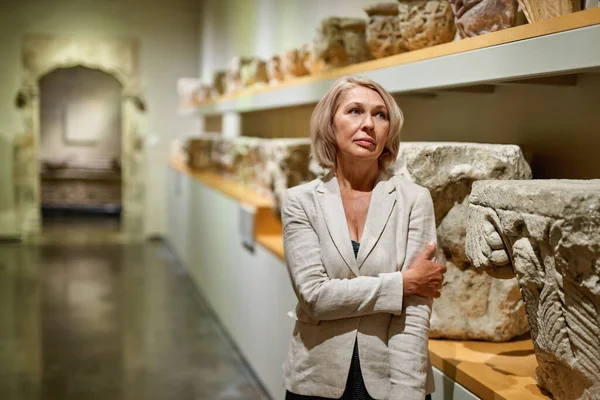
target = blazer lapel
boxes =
[316,173,360,276]
[356,172,396,269]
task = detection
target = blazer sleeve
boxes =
[282,189,405,321]
[388,187,437,400]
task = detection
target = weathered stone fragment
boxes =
[340,18,373,65]
[450,0,518,38]
[240,58,269,88]
[281,47,310,78]
[466,180,600,400]
[517,0,580,23]
[397,0,456,51]
[312,17,348,70]
[184,133,221,170]
[365,3,404,59]
[212,70,227,95]
[393,142,531,341]
[266,55,284,84]
[225,56,251,94]
[261,139,313,214]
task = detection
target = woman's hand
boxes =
[401,243,446,298]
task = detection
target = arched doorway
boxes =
[14,36,146,241]
[39,66,123,220]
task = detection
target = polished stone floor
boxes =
[0,216,269,400]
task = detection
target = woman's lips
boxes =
[355,138,375,147]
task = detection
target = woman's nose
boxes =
[362,115,374,131]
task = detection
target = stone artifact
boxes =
[185,134,220,170]
[365,3,404,59]
[312,17,349,70]
[301,43,328,74]
[517,0,581,23]
[340,18,373,65]
[212,70,227,95]
[466,180,600,400]
[225,56,251,94]
[450,0,518,38]
[231,137,267,188]
[177,78,204,107]
[397,0,456,51]
[266,55,285,84]
[392,142,531,341]
[211,136,235,175]
[281,47,310,78]
[240,58,269,88]
[262,139,313,214]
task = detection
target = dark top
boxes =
[286,241,373,400]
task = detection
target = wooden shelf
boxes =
[169,156,273,208]
[429,338,548,400]
[169,161,549,400]
[185,9,600,115]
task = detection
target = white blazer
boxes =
[281,170,436,400]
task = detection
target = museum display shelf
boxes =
[184,9,600,115]
[168,158,551,400]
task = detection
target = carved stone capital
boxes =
[393,142,532,341]
[466,180,600,399]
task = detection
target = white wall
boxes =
[40,67,122,162]
[0,0,200,237]
[199,0,386,82]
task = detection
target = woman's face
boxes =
[333,86,390,165]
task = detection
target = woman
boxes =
[281,76,446,400]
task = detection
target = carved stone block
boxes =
[185,134,220,170]
[231,137,267,189]
[397,0,456,51]
[266,55,285,84]
[466,180,600,400]
[365,3,404,59]
[262,139,313,215]
[340,18,373,65]
[212,70,227,95]
[177,78,211,107]
[225,56,251,94]
[313,17,349,70]
[281,47,310,78]
[450,0,518,38]
[393,142,532,341]
[240,58,269,88]
[517,0,580,23]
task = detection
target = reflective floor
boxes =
[0,216,269,400]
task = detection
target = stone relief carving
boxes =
[281,47,310,78]
[262,139,313,215]
[466,180,600,400]
[17,36,145,240]
[212,70,227,95]
[450,0,518,38]
[397,0,456,51]
[240,58,269,88]
[392,142,531,341]
[266,55,285,84]
[365,3,404,59]
[517,0,580,23]
[225,56,251,94]
[340,18,373,65]
[312,17,349,70]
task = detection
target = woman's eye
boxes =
[349,108,360,114]
[376,112,387,119]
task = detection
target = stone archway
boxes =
[14,35,146,241]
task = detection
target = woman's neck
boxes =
[335,154,379,193]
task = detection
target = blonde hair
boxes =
[310,76,403,171]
